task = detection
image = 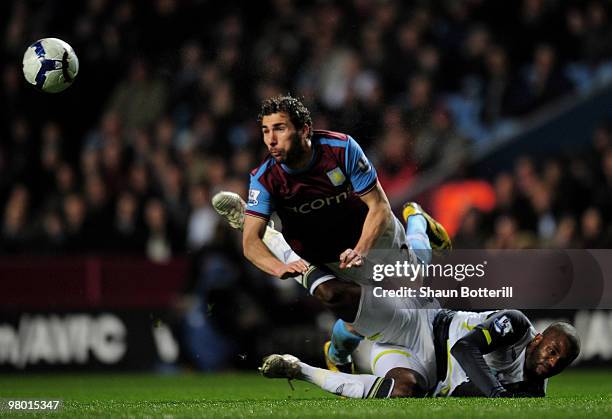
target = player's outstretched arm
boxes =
[341,182,392,268]
[243,214,308,278]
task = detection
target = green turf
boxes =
[0,370,610,418]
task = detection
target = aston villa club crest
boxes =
[326,167,346,186]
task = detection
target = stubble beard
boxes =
[283,132,306,167]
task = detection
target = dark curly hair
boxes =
[257,95,312,138]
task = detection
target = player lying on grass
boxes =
[215,188,580,398]
[260,309,580,399]
[213,189,449,374]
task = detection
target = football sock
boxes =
[261,226,337,293]
[298,362,394,399]
[406,215,432,264]
[262,226,308,286]
[328,319,363,365]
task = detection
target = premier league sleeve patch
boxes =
[357,156,371,173]
[248,189,260,206]
[344,136,377,194]
[493,315,513,336]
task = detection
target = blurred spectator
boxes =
[552,215,577,249]
[159,163,188,231]
[128,162,153,202]
[595,147,612,215]
[508,44,573,115]
[144,198,180,262]
[528,181,557,243]
[487,214,535,249]
[106,57,168,131]
[1,185,30,252]
[9,118,34,186]
[583,1,612,66]
[486,171,533,233]
[375,127,417,196]
[62,193,88,252]
[454,25,491,85]
[414,105,468,171]
[580,206,610,248]
[401,74,434,133]
[453,208,485,248]
[111,191,144,251]
[186,183,217,252]
[84,174,113,247]
[480,45,513,125]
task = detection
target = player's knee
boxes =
[314,280,358,305]
[313,281,360,322]
[386,368,423,398]
[313,282,339,304]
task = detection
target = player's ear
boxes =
[532,333,543,345]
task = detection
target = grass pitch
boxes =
[0,370,610,418]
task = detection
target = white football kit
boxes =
[433,310,546,397]
[263,215,414,293]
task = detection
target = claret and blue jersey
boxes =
[246,130,377,265]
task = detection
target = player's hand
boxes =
[493,388,533,398]
[276,260,309,279]
[504,390,534,398]
[339,248,363,269]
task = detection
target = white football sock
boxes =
[262,226,306,285]
[297,362,393,399]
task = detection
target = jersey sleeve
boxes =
[475,310,532,353]
[344,136,377,195]
[450,310,532,397]
[245,173,274,220]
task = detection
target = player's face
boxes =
[525,333,571,379]
[261,112,307,166]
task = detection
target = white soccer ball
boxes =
[22,38,79,93]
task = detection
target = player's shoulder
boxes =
[249,156,277,179]
[484,309,532,337]
[312,129,351,148]
[491,310,531,327]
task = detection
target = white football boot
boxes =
[212,191,245,230]
[259,354,301,379]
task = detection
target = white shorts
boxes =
[368,308,440,391]
[263,213,411,293]
[324,216,410,287]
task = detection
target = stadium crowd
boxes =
[1,0,612,367]
[3,0,612,258]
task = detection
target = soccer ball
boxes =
[22,38,79,93]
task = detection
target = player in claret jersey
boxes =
[244,95,402,279]
[222,95,450,373]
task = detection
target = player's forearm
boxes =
[243,237,287,277]
[451,338,506,397]
[354,202,391,255]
